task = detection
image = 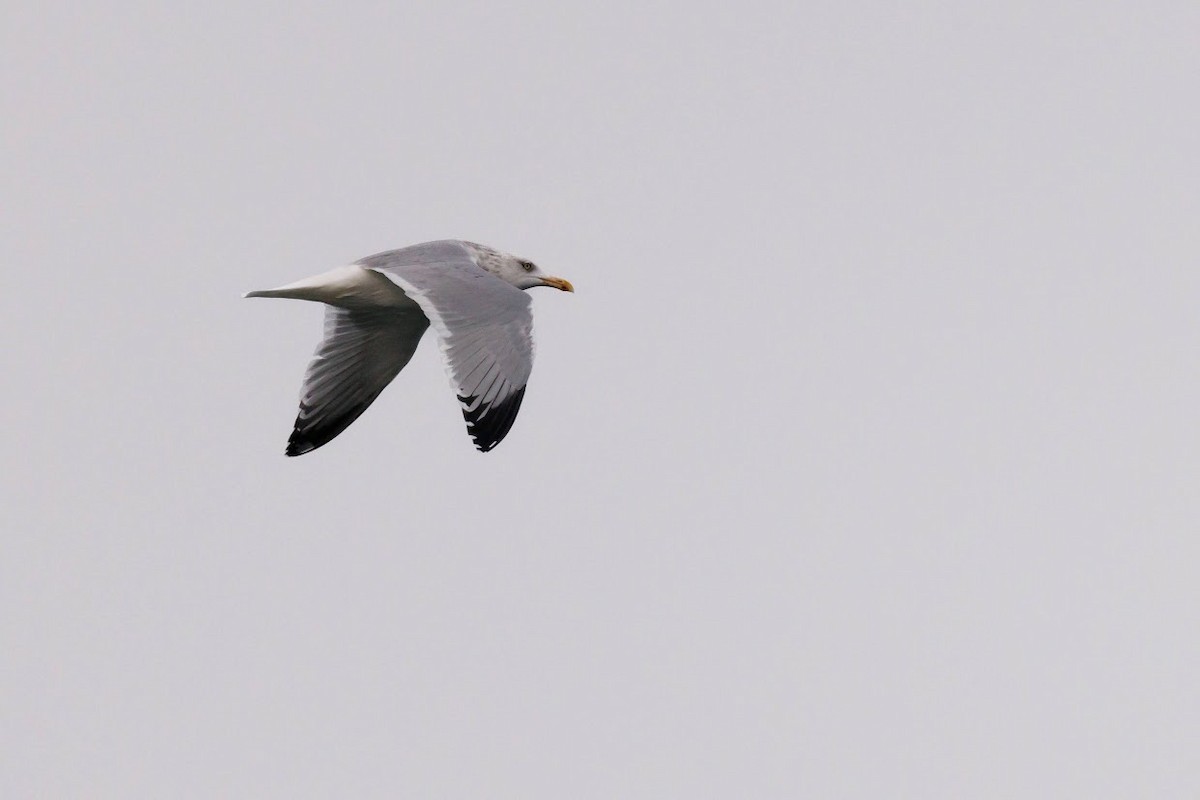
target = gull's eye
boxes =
[520,260,535,272]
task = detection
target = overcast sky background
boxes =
[3,2,1197,797]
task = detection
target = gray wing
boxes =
[287,305,429,456]
[359,241,533,452]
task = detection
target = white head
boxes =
[464,242,575,293]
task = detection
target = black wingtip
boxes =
[284,388,388,457]
[285,429,318,457]
[285,412,335,456]
[459,386,527,453]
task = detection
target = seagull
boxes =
[245,240,574,456]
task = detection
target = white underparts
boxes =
[244,266,420,311]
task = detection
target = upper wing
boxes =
[359,241,533,452]
[287,305,429,456]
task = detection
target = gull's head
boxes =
[467,242,574,293]
[509,256,575,293]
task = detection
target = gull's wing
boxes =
[359,241,533,452]
[287,306,429,456]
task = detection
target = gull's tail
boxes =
[243,267,362,302]
[242,266,408,305]
[243,288,295,299]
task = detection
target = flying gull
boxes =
[245,240,574,455]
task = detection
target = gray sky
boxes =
[3,1,1197,797]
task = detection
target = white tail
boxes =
[242,266,418,309]
[243,288,294,299]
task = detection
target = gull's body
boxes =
[245,240,573,455]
